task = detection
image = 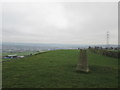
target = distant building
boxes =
[3,54,24,59]
[17,56,24,58]
[3,54,17,59]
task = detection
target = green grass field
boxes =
[2,50,118,88]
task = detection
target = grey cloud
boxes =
[2,2,118,45]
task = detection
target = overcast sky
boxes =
[2,2,118,45]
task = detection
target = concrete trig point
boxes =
[76,49,89,72]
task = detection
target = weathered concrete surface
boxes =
[76,49,89,72]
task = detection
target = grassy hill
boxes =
[2,50,118,88]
